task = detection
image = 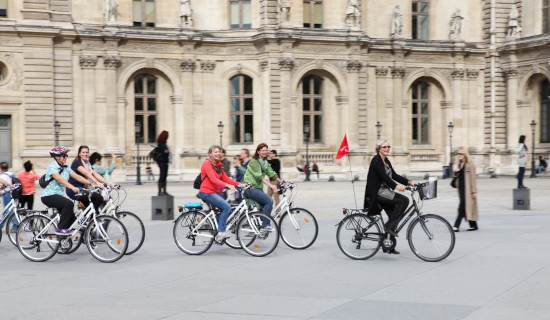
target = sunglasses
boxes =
[380,146,391,149]
[59,155,68,158]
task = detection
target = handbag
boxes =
[450,176,458,189]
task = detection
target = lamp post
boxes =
[54,120,61,146]
[135,121,142,185]
[448,121,454,178]
[376,121,382,140]
[304,123,311,182]
[530,120,536,178]
[217,121,224,146]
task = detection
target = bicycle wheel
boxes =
[407,214,455,262]
[336,213,382,260]
[6,213,21,246]
[173,211,214,255]
[16,214,59,262]
[237,212,279,257]
[279,207,318,250]
[115,211,145,255]
[58,230,84,254]
[224,222,242,249]
[85,215,128,263]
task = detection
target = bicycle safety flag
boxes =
[336,134,349,160]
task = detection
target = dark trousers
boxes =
[79,192,104,214]
[41,195,75,229]
[19,194,35,210]
[454,195,478,229]
[158,162,168,183]
[377,193,409,231]
[517,167,525,188]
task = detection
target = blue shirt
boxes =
[41,161,73,197]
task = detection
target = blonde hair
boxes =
[375,137,389,153]
[457,147,470,163]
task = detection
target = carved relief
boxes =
[279,57,295,71]
[180,59,196,72]
[104,56,121,69]
[79,55,98,68]
[346,60,362,72]
[375,66,389,77]
[390,66,406,78]
[502,67,518,78]
[0,53,22,90]
[200,60,216,72]
[259,59,269,72]
[450,68,465,79]
[466,69,479,79]
[81,41,105,51]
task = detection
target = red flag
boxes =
[336,135,349,160]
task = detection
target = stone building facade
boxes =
[0,0,549,180]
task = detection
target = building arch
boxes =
[117,59,180,97]
[291,61,346,95]
[402,69,452,102]
[518,68,550,101]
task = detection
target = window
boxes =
[230,0,251,29]
[303,0,323,29]
[230,75,253,143]
[544,0,550,33]
[411,81,429,144]
[134,74,158,144]
[0,0,7,17]
[412,0,429,40]
[133,0,155,27]
[541,79,550,142]
[302,75,323,142]
[0,62,6,82]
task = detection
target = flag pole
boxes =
[347,155,358,208]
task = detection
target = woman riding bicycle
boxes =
[364,138,415,254]
[198,145,243,240]
[41,146,91,235]
[243,143,283,226]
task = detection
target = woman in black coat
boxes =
[363,138,415,254]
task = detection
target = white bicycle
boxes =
[0,184,26,246]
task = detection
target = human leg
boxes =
[244,188,274,227]
[377,193,409,232]
[454,198,466,229]
[198,192,231,232]
[517,166,525,188]
[41,195,75,230]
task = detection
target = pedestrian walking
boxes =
[145,163,154,181]
[517,135,527,189]
[18,161,39,210]
[312,162,319,179]
[452,148,479,232]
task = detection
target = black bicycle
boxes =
[336,182,455,262]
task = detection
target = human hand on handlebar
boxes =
[226,184,237,192]
[396,185,406,192]
[71,186,80,194]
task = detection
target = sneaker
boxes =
[55,228,72,236]
[216,231,231,240]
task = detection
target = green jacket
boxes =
[244,157,278,189]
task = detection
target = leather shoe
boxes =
[466,227,478,231]
[453,227,459,232]
[389,249,400,255]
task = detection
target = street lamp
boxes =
[135,121,142,185]
[217,121,224,146]
[530,120,536,178]
[376,121,382,140]
[448,121,454,178]
[304,123,311,182]
[54,120,61,146]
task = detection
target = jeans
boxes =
[198,192,231,232]
[1,193,17,229]
[158,162,168,183]
[517,167,525,188]
[244,188,273,227]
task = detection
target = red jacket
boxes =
[199,159,239,194]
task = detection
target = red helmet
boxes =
[49,146,69,157]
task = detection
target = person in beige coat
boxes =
[453,148,479,231]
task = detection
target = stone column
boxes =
[504,67,519,151]
[451,67,465,147]
[279,57,294,148]
[116,96,126,153]
[103,56,121,152]
[466,69,480,149]
[346,59,362,150]
[391,66,406,153]
[180,59,196,152]
[374,66,389,146]
[79,55,98,147]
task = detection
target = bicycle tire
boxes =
[336,213,382,260]
[407,214,455,262]
[6,213,20,247]
[58,230,84,254]
[237,212,279,257]
[224,222,242,249]
[279,207,318,250]
[85,215,129,263]
[16,214,60,262]
[115,211,145,255]
[173,211,214,255]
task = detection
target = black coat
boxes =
[363,154,409,215]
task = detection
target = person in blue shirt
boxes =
[41,146,90,235]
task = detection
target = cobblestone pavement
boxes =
[1,177,549,319]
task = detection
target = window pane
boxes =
[412,16,418,39]
[147,76,156,94]
[231,76,240,95]
[145,0,155,25]
[135,115,144,143]
[135,76,144,93]
[421,102,428,114]
[314,99,322,111]
[313,77,322,93]
[421,117,429,143]
[314,114,322,141]
[303,79,311,94]
[244,115,253,143]
[148,115,157,144]
[421,83,429,99]
[148,98,156,111]
[231,98,240,112]
[303,98,310,111]
[135,98,143,111]
[420,15,429,40]
[133,0,142,24]
[232,115,241,142]
[242,1,252,28]
[303,115,310,141]
[244,98,253,111]
[303,2,311,27]
[412,119,418,143]
[412,2,418,12]
[412,102,418,114]
[420,2,428,13]
[313,3,322,27]
[243,76,252,94]
[230,2,239,28]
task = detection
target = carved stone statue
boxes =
[390,5,403,38]
[345,0,361,28]
[279,0,291,24]
[105,0,118,22]
[506,5,521,40]
[449,9,464,40]
[180,0,193,28]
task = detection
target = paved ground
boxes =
[1,176,549,320]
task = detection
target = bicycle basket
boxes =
[419,177,438,200]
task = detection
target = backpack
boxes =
[39,166,64,189]
[10,176,22,199]
[193,173,203,190]
[148,147,162,162]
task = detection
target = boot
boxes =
[157,182,162,196]
[163,182,172,196]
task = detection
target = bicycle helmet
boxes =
[49,146,69,157]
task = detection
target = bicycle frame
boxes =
[0,189,22,228]
[272,184,303,230]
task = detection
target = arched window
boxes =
[544,0,550,33]
[302,75,323,142]
[303,0,323,29]
[412,0,429,40]
[133,0,155,27]
[411,81,429,144]
[230,0,251,29]
[541,78,550,142]
[134,74,158,144]
[230,75,253,143]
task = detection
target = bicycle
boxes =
[271,182,318,249]
[173,184,280,257]
[0,184,26,246]
[16,188,129,263]
[336,181,455,262]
